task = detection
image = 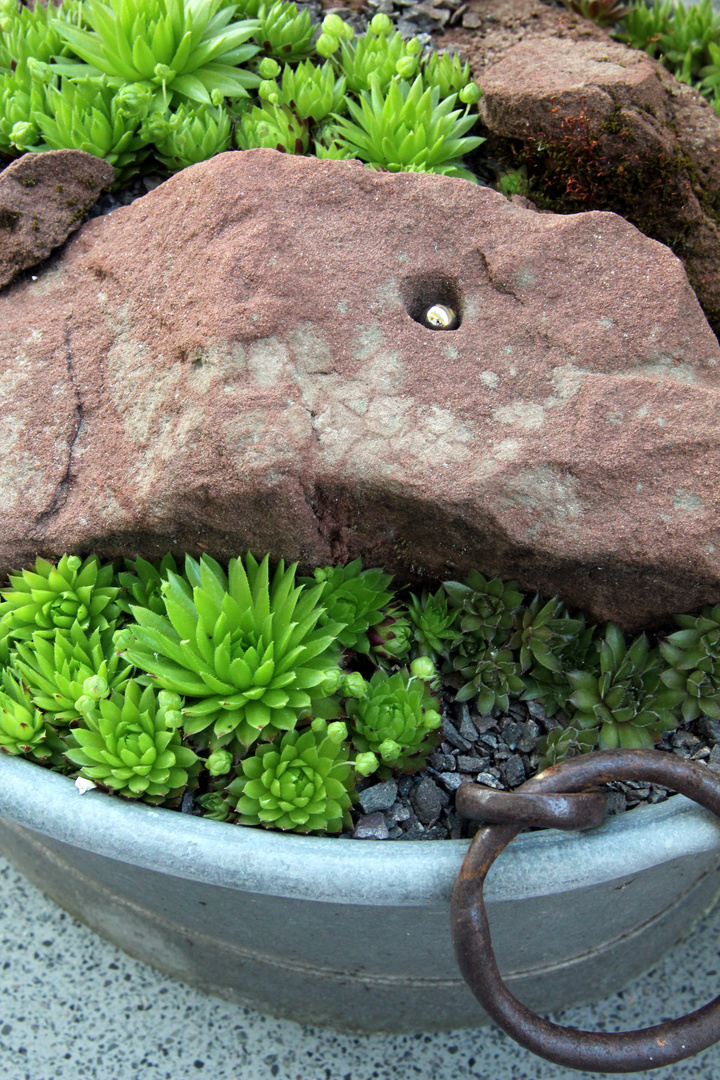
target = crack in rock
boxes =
[34,320,84,529]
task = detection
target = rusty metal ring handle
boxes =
[450,749,720,1074]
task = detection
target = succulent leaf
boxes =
[407,587,461,662]
[301,558,395,653]
[0,668,65,762]
[345,668,441,775]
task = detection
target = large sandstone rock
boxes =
[2,148,720,630]
[473,35,720,338]
[0,149,114,290]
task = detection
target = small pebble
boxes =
[456,754,482,773]
[428,752,456,772]
[456,703,479,743]
[435,771,466,792]
[441,716,472,751]
[501,754,526,788]
[358,779,398,814]
[353,812,389,840]
[410,777,444,824]
[475,772,505,790]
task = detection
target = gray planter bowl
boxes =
[0,753,719,1033]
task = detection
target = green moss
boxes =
[0,208,21,229]
[18,177,37,187]
[31,214,39,232]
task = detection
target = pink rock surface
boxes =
[1,148,719,629]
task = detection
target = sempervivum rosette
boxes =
[118,552,345,751]
[64,681,198,802]
[0,554,120,643]
[345,667,441,777]
[0,669,66,763]
[227,718,356,833]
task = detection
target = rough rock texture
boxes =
[2,149,720,629]
[473,35,720,338]
[0,150,114,291]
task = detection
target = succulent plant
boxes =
[659,604,720,723]
[258,58,347,124]
[562,0,630,27]
[227,717,356,832]
[566,624,683,749]
[367,605,413,668]
[0,67,46,152]
[0,668,66,762]
[421,50,477,100]
[329,74,484,181]
[144,100,232,168]
[48,0,263,106]
[535,724,598,771]
[234,98,309,152]
[119,552,345,751]
[443,570,525,645]
[0,0,71,74]
[451,642,526,716]
[407,587,461,662]
[613,0,674,55]
[0,554,120,645]
[115,553,181,618]
[506,595,586,676]
[345,668,441,776]
[251,0,315,61]
[196,789,233,819]
[64,680,198,802]
[301,559,395,654]
[521,621,597,718]
[329,15,422,95]
[11,621,133,724]
[313,12,355,61]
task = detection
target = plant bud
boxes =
[321,14,345,36]
[258,79,280,101]
[259,56,281,78]
[210,89,224,106]
[27,58,53,83]
[153,63,176,82]
[327,721,348,744]
[67,555,82,572]
[112,627,134,651]
[206,749,233,775]
[405,38,421,54]
[342,671,367,698]
[369,13,393,34]
[10,122,38,148]
[410,656,436,681]
[378,738,402,762]
[315,32,339,58]
[158,690,182,711]
[422,709,442,730]
[459,83,482,105]
[319,668,343,696]
[82,675,109,701]
[163,709,183,729]
[395,56,417,79]
[354,751,379,777]
[74,695,96,716]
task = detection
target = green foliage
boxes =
[506,595,585,676]
[566,624,683,749]
[227,717,356,832]
[116,553,181,618]
[12,621,132,724]
[118,552,345,751]
[563,0,630,26]
[0,554,120,644]
[345,668,442,776]
[521,620,597,718]
[301,559,395,654]
[48,0,263,106]
[0,668,65,762]
[64,680,198,802]
[0,0,71,74]
[251,1,315,62]
[407,587,461,662]
[0,66,46,153]
[444,570,525,645]
[144,100,232,168]
[367,606,413,668]
[234,98,309,151]
[422,51,474,100]
[659,604,720,722]
[331,21,423,95]
[536,724,598,770]
[451,642,526,715]
[328,75,484,181]
[258,58,347,124]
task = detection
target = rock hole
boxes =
[400,272,462,331]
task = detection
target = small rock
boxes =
[516,721,540,753]
[435,771,467,792]
[420,824,449,840]
[428,752,456,772]
[385,800,411,824]
[399,822,426,840]
[501,754,526,788]
[456,754,482,773]
[472,714,498,735]
[397,775,414,798]
[475,772,505,790]
[698,718,720,746]
[606,790,627,815]
[477,733,499,751]
[708,745,720,775]
[500,719,524,749]
[456,703,479,743]
[462,10,480,26]
[353,812,389,840]
[670,731,703,758]
[358,779,398,814]
[410,777,444,824]
[387,825,403,839]
[441,717,472,751]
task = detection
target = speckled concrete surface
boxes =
[1,854,720,1080]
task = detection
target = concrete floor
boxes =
[1,855,720,1080]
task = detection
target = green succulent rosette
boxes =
[407,586,461,662]
[563,0,629,27]
[367,606,412,668]
[507,595,586,676]
[115,552,181,618]
[345,668,441,776]
[196,789,233,820]
[443,570,525,646]
[566,624,683,749]
[48,0,263,107]
[536,724,598,771]
[11,620,132,725]
[421,50,475,100]
[0,669,66,763]
[521,621,597,718]
[144,101,232,169]
[301,558,395,654]
[258,58,347,124]
[450,643,525,716]
[330,17,422,95]
[234,99,309,152]
[252,0,315,61]
[227,717,356,832]
[0,554,120,644]
[0,0,72,74]
[659,604,720,723]
[118,552,345,750]
[328,74,485,181]
[63,680,198,802]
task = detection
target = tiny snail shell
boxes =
[425,304,457,330]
